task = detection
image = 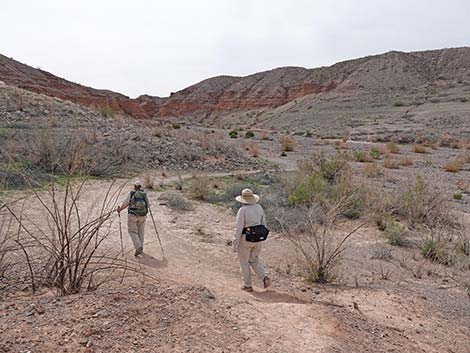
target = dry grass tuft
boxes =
[398,156,414,167]
[386,142,400,154]
[383,157,400,169]
[411,144,428,154]
[280,136,295,152]
[363,163,384,178]
[444,159,464,173]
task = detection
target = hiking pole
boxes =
[149,207,165,258]
[118,212,124,257]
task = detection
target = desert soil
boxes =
[1,167,469,353]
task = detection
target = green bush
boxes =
[369,148,381,160]
[453,192,463,200]
[420,238,451,265]
[353,150,369,163]
[229,130,238,138]
[244,131,255,139]
[394,101,405,107]
[172,123,181,129]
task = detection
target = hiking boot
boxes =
[134,247,143,257]
[263,276,272,289]
[241,286,254,292]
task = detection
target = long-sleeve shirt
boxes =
[233,204,267,241]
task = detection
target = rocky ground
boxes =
[1,172,469,352]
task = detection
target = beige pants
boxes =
[237,237,266,287]
[127,214,146,250]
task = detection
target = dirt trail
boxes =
[113,173,339,352]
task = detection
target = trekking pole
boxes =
[149,207,165,258]
[118,212,124,257]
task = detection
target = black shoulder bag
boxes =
[243,225,269,242]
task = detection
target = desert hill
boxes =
[2,47,470,125]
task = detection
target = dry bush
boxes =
[398,156,414,166]
[0,178,138,295]
[260,132,270,141]
[280,135,295,152]
[143,173,154,189]
[386,142,400,154]
[444,159,464,173]
[411,144,428,154]
[284,203,364,283]
[461,152,470,164]
[383,157,399,169]
[353,150,372,163]
[189,175,211,201]
[158,191,193,211]
[363,163,383,178]
[247,142,260,157]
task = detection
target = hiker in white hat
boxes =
[233,188,272,292]
[117,180,150,256]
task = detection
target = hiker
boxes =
[117,180,150,256]
[233,188,272,292]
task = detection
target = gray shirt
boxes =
[234,204,267,241]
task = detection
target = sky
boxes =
[1,0,470,98]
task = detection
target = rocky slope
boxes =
[0,54,147,118]
[2,47,470,122]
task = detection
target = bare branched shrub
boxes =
[0,177,139,295]
[284,205,364,283]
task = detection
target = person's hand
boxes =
[232,239,239,253]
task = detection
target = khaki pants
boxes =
[237,237,266,287]
[128,214,146,250]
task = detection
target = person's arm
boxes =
[117,193,131,213]
[260,207,267,227]
[232,207,245,252]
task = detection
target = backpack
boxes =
[128,190,148,216]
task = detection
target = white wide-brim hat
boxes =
[235,188,260,204]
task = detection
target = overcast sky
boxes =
[1,0,469,98]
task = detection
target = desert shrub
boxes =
[396,175,449,228]
[394,101,405,107]
[386,142,400,154]
[189,176,211,201]
[143,173,154,189]
[244,130,255,139]
[363,163,383,178]
[384,220,408,246]
[353,150,370,163]
[444,159,463,173]
[297,153,350,182]
[229,130,238,138]
[158,191,193,211]
[286,202,364,283]
[280,151,287,157]
[411,144,427,154]
[369,148,381,160]
[100,105,114,118]
[383,157,399,169]
[453,192,463,200]
[247,142,260,157]
[172,123,181,129]
[420,238,452,265]
[0,178,136,295]
[398,156,414,166]
[280,135,295,152]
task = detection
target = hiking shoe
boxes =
[134,247,143,257]
[263,276,272,289]
[241,286,254,292]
